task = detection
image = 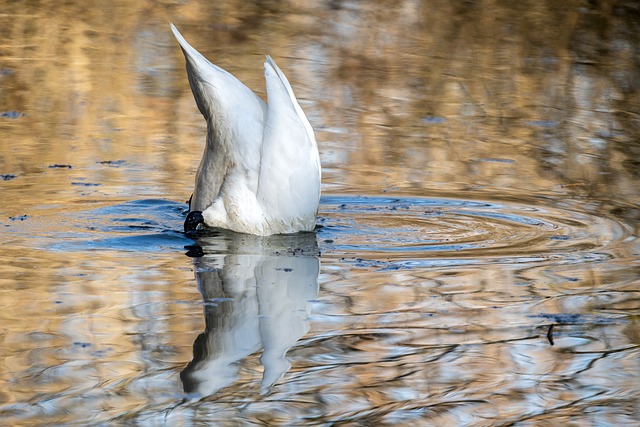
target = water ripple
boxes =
[318,195,631,268]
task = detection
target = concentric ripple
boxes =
[317,195,632,267]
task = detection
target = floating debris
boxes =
[422,116,446,124]
[97,160,126,166]
[547,324,555,346]
[71,182,101,187]
[0,111,25,119]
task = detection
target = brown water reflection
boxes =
[1,0,639,425]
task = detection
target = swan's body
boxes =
[171,24,320,235]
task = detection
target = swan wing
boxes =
[171,24,266,211]
[258,56,320,231]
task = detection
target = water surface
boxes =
[1,1,639,425]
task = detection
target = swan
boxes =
[171,24,321,236]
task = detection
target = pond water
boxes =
[1,1,640,425]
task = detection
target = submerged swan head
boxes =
[171,24,321,236]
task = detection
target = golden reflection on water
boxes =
[1,0,639,425]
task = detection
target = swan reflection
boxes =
[181,231,319,396]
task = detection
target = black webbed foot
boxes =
[184,211,204,233]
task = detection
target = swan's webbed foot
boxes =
[184,211,204,233]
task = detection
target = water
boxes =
[1,1,640,425]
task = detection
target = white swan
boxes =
[171,24,321,236]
